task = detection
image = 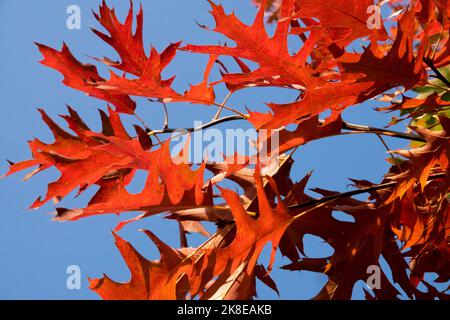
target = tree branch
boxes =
[148,115,245,135]
[338,121,425,142]
[213,92,233,120]
[375,133,403,173]
[424,57,450,88]
[149,115,425,143]
[178,222,188,248]
[288,173,446,210]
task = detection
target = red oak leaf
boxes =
[92,0,148,76]
[36,43,136,114]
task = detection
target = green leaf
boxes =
[428,65,450,92]
[437,65,450,81]
[410,140,426,148]
[413,85,436,99]
[441,91,450,102]
[414,85,436,94]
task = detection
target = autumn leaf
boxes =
[5,107,213,231]
[252,4,427,129]
[336,6,427,98]
[54,140,213,229]
[97,47,217,105]
[91,165,294,300]
[92,0,148,76]
[90,230,192,300]
[293,0,387,45]
[4,0,450,301]
[37,43,136,114]
[387,116,450,203]
[184,0,324,90]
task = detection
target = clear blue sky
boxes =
[0,0,411,299]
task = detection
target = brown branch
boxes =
[338,121,425,142]
[148,115,425,143]
[178,222,188,248]
[148,115,245,135]
[424,57,450,88]
[376,133,403,173]
[161,101,169,129]
[213,92,233,120]
[288,173,446,210]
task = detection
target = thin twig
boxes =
[133,112,151,131]
[338,121,425,142]
[424,57,450,88]
[211,102,248,118]
[213,92,233,120]
[178,222,188,248]
[430,25,445,61]
[161,101,169,129]
[149,115,245,135]
[376,133,403,173]
[147,115,246,148]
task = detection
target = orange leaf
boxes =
[36,43,136,114]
